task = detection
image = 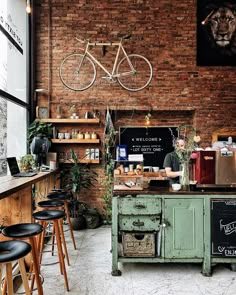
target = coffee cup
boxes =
[65,132,70,139]
[172,183,181,191]
[58,133,64,139]
[152,167,159,172]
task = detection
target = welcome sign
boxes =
[119,126,178,167]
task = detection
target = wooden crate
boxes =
[122,232,155,257]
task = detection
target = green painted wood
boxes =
[118,196,161,215]
[119,215,160,231]
[164,198,204,258]
[112,196,120,275]
[112,193,236,276]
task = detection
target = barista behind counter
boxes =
[163,137,185,185]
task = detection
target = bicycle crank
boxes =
[101,76,117,84]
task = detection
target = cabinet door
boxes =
[164,198,204,258]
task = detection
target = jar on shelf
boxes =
[91,132,97,139]
[72,129,78,139]
[77,132,84,139]
[84,132,91,139]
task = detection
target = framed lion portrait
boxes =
[197,0,236,66]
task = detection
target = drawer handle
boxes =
[135,204,146,209]
[132,220,144,227]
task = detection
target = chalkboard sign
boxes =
[119,127,178,167]
[211,199,236,257]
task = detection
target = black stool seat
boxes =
[38,200,64,208]
[0,240,31,263]
[47,191,70,201]
[2,223,43,238]
[33,210,65,221]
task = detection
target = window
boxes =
[0,0,30,176]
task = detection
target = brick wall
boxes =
[35,0,236,212]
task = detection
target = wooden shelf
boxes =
[59,159,100,164]
[51,139,100,144]
[41,118,100,124]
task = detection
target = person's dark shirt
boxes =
[163,151,180,185]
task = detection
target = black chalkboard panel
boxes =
[211,199,236,257]
[119,127,178,167]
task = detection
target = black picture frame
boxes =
[197,0,236,66]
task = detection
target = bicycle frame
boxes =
[78,40,135,79]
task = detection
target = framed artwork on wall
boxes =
[197,0,236,66]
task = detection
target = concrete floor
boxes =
[26,225,236,295]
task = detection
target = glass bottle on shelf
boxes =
[84,132,91,139]
[91,131,97,139]
[77,131,84,139]
[72,129,78,139]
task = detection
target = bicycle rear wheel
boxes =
[59,53,96,91]
[116,54,152,91]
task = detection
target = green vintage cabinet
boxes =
[111,192,236,277]
[164,198,204,258]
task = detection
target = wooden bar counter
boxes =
[0,171,59,235]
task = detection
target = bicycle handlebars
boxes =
[76,34,132,45]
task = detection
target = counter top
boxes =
[0,171,57,199]
[113,186,236,195]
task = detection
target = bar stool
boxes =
[0,240,31,295]
[37,200,70,266]
[47,191,76,250]
[33,210,69,291]
[2,223,44,295]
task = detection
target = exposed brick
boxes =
[35,0,236,212]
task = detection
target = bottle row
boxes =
[55,130,98,140]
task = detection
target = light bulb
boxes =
[26,0,31,14]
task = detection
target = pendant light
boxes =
[26,0,31,14]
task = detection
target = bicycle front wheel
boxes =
[59,53,96,91]
[116,54,152,91]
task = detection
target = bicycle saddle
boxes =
[117,34,131,40]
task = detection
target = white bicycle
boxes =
[59,34,153,92]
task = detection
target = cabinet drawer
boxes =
[118,197,161,215]
[119,215,160,231]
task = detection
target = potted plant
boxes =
[27,119,52,146]
[101,123,116,224]
[27,120,52,166]
[61,149,98,230]
[19,154,36,172]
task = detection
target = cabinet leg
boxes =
[111,269,122,276]
[231,263,236,271]
[202,261,212,277]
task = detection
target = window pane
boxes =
[0,0,27,102]
[0,97,27,177]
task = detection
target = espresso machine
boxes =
[194,151,216,184]
[194,150,236,185]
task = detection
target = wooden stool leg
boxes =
[54,220,69,291]
[51,223,56,256]
[18,258,31,295]
[38,221,46,265]
[5,263,14,295]
[29,236,44,295]
[64,201,77,249]
[1,275,7,295]
[59,219,70,266]
[0,264,2,289]
[1,263,7,295]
